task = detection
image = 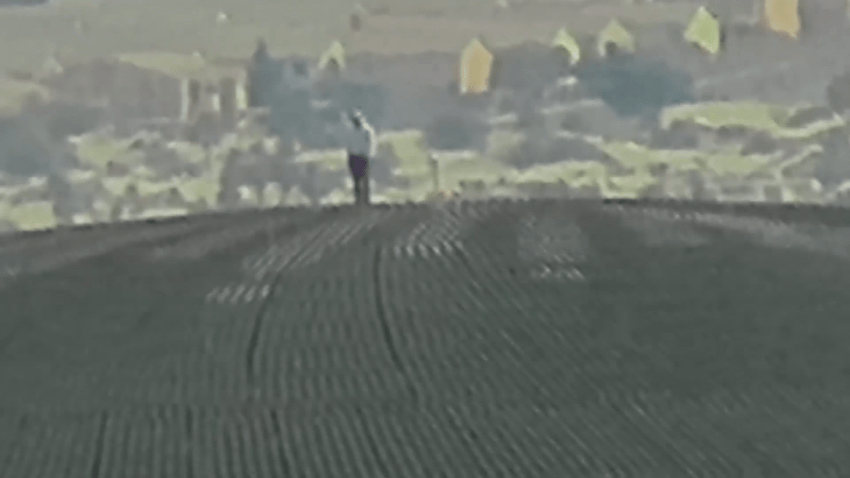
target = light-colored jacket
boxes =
[343,118,377,158]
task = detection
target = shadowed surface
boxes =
[1,198,850,478]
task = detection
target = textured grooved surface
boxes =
[2,199,850,478]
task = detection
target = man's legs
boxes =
[353,176,369,205]
[352,172,363,205]
[349,153,368,205]
[361,159,370,205]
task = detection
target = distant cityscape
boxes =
[2,0,850,232]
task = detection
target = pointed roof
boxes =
[318,39,346,71]
[551,28,581,65]
[461,36,493,59]
[596,19,635,57]
[684,6,723,55]
[764,0,801,39]
[458,36,495,95]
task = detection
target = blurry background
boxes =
[1,0,850,232]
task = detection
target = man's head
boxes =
[350,110,364,128]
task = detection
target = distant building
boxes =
[317,40,346,80]
[596,19,636,58]
[551,28,582,67]
[684,6,724,56]
[458,37,495,95]
[764,0,801,38]
[459,39,584,123]
[39,52,249,137]
[118,52,249,132]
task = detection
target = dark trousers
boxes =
[348,153,370,205]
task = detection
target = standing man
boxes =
[342,109,376,205]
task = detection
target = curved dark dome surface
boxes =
[2,198,850,478]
